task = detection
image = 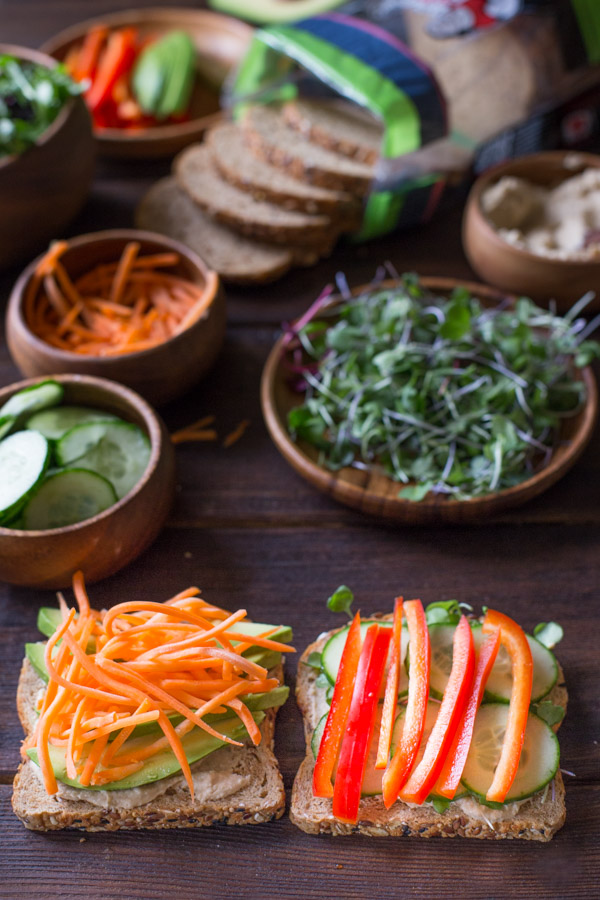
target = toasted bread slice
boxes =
[241,105,374,195]
[207,121,355,215]
[174,144,334,245]
[282,99,383,165]
[13,659,286,832]
[291,623,567,841]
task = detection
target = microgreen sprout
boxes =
[286,275,600,500]
[327,585,354,617]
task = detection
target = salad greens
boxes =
[287,275,600,500]
[0,55,82,156]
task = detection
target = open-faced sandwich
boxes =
[291,592,566,841]
[12,573,294,831]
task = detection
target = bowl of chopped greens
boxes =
[261,275,599,522]
[0,44,94,270]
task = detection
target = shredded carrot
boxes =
[30,573,294,797]
[223,419,251,448]
[25,241,218,357]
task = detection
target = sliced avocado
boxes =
[28,713,265,791]
[25,642,48,681]
[208,0,342,26]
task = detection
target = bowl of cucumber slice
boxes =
[0,374,175,588]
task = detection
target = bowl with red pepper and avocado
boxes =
[41,8,252,158]
[291,588,567,840]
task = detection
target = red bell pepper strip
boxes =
[375,597,403,769]
[482,609,533,803]
[382,599,429,808]
[435,627,500,799]
[312,612,362,798]
[399,615,475,805]
[332,625,392,824]
[86,28,137,113]
[73,25,109,83]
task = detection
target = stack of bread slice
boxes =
[136,100,382,284]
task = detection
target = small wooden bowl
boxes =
[261,277,598,523]
[463,151,600,311]
[41,7,252,159]
[0,44,94,271]
[0,374,176,588]
[6,229,226,407]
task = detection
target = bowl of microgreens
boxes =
[261,275,599,522]
[0,44,94,270]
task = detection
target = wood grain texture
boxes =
[0,4,599,898]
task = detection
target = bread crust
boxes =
[282,100,382,166]
[13,659,286,832]
[290,621,567,841]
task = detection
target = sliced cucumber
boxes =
[56,422,151,499]
[0,380,63,421]
[21,469,118,529]
[0,415,16,439]
[0,430,50,525]
[311,704,403,797]
[428,622,558,703]
[321,619,409,698]
[461,703,560,802]
[26,405,119,441]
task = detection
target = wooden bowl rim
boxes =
[0,373,166,537]
[0,43,83,170]
[40,6,252,146]
[261,276,598,518]
[465,150,600,271]
[8,228,221,364]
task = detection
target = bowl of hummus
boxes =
[463,151,600,310]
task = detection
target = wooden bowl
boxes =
[41,7,252,159]
[6,229,226,407]
[261,277,598,523]
[0,374,176,588]
[0,44,94,271]
[463,151,600,311]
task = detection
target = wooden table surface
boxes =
[1,4,599,898]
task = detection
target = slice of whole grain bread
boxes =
[241,105,374,195]
[135,177,294,284]
[282,99,383,165]
[290,623,567,841]
[207,121,355,215]
[13,658,286,832]
[174,144,334,245]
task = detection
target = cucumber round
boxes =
[21,468,118,530]
[427,622,558,703]
[460,703,560,803]
[0,380,63,421]
[56,421,151,500]
[26,406,119,441]
[321,619,409,698]
[311,705,403,797]
[0,415,16,440]
[0,430,50,525]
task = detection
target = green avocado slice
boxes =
[27,713,265,791]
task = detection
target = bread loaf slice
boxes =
[208,121,355,215]
[241,105,374,195]
[282,99,383,165]
[13,658,286,832]
[174,144,334,245]
[135,177,294,284]
[290,624,567,841]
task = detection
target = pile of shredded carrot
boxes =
[24,240,218,356]
[25,572,293,799]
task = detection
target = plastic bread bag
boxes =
[223,0,600,239]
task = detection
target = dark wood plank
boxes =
[1,782,598,900]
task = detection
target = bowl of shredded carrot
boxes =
[0,372,176,589]
[6,229,225,406]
